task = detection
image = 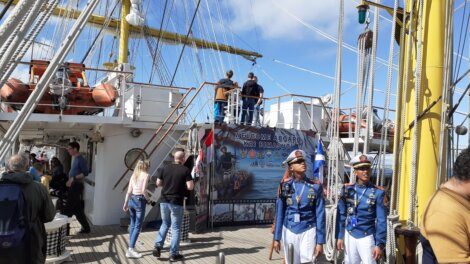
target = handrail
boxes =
[147,82,209,158]
[113,81,214,190]
[112,87,194,189]
[129,81,194,91]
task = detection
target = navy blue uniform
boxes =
[336,182,387,247]
[274,178,326,244]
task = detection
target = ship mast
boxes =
[397,0,447,227]
[118,0,130,64]
[358,0,450,262]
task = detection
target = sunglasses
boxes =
[355,166,370,171]
[290,158,305,165]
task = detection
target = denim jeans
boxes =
[155,203,184,255]
[253,104,262,126]
[128,195,147,248]
[240,98,256,125]
[214,101,227,123]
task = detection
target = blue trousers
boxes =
[241,99,256,125]
[128,195,147,249]
[214,101,227,123]
[155,203,184,255]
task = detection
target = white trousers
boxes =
[344,232,376,264]
[282,227,317,264]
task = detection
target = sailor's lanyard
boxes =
[354,184,368,215]
[292,181,306,209]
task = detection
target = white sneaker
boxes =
[126,248,142,258]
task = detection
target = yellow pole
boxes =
[118,0,130,64]
[398,0,445,226]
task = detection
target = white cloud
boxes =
[225,0,357,41]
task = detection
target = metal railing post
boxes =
[261,98,266,126]
[287,243,294,264]
[235,92,239,124]
[310,98,314,131]
[218,252,225,264]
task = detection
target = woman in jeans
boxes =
[123,159,150,258]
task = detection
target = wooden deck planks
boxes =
[62,220,330,264]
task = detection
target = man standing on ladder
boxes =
[336,154,387,263]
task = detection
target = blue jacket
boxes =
[274,177,326,244]
[336,182,387,247]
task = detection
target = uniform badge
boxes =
[368,193,375,199]
[307,189,316,200]
[286,198,293,205]
[366,199,371,204]
[347,207,354,214]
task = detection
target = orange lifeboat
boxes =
[0,60,118,115]
[338,112,395,138]
[338,113,366,134]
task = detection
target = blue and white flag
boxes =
[313,139,325,183]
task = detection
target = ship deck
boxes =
[65,220,333,263]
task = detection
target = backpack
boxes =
[0,181,28,249]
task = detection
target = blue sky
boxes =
[1,0,469,147]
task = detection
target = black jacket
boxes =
[0,171,55,264]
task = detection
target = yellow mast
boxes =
[118,0,130,64]
[397,0,445,226]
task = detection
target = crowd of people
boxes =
[214,70,264,126]
[0,146,195,263]
[0,141,468,263]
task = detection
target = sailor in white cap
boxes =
[273,150,326,264]
[336,154,387,264]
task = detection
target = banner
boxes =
[211,199,276,226]
[212,124,317,201]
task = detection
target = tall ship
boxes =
[0,0,468,263]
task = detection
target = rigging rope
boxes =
[0,0,34,49]
[363,1,380,154]
[0,0,58,89]
[353,30,371,157]
[0,0,44,80]
[409,0,425,227]
[0,0,14,21]
[203,0,226,74]
[453,0,468,82]
[0,2,33,60]
[81,0,120,64]
[385,0,415,264]
[270,0,397,71]
[324,1,343,262]
[377,0,399,187]
[169,0,202,86]
[148,0,169,83]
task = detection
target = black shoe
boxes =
[169,253,184,262]
[152,247,161,257]
[77,229,90,234]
